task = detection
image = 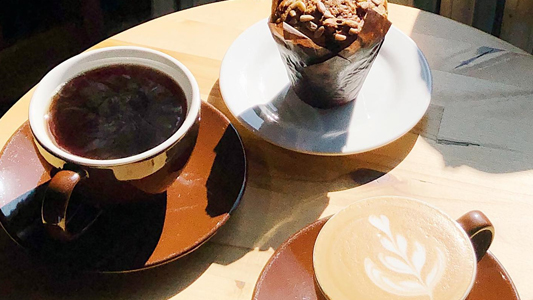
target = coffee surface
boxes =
[313,197,476,300]
[47,64,187,159]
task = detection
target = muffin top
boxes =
[271,0,388,48]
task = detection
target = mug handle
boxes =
[456,210,495,262]
[42,169,100,241]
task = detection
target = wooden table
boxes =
[1,0,532,299]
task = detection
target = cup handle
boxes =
[456,210,495,262]
[42,169,98,241]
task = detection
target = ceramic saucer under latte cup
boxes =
[313,197,495,300]
[0,102,247,272]
[253,216,520,300]
[220,19,432,155]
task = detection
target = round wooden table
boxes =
[1,0,532,299]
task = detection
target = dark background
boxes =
[0,0,164,117]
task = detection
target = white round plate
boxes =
[220,19,432,155]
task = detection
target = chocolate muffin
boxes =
[269,0,391,109]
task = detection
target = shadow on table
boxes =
[0,229,234,300]
[206,80,419,251]
[0,182,167,272]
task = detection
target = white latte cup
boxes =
[313,196,494,300]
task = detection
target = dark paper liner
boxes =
[269,9,391,109]
[278,39,383,108]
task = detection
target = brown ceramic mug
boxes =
[29,46,201,241]
[313,196,495,300]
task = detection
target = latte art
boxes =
[313,197,477,300]
[364,215,445,300]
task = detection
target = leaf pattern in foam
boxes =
[397,235,408,255]
[426,248,446,289]
[364,259,429,297]
[369,214,391,235]
[378,253,412,275]
[412,241,426,274]
[365,215,445,300]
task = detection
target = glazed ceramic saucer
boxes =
[0,102,247,273]
[220,19,431,155]
[252,218,520,300]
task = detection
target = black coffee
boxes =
[47,64,188,160]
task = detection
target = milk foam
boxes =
[313,197,476,300]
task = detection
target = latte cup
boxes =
[313,196,494,300]
[29,46,201,241]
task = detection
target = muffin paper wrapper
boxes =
[269,9,391,108]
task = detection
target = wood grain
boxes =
[0,1,532,299]
[500,0,533,53]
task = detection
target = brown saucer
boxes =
[252,218,520,300]
[0,101,247,273]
